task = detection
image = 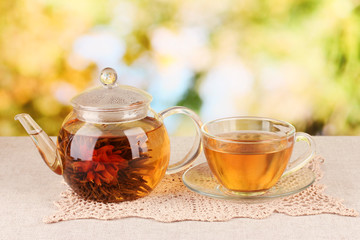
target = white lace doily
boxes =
[44,156,358,223]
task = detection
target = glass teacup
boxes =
[201,117,315,196]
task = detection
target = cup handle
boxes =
[283,132,316,177]
[159,106,203,174]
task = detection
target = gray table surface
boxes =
[0,136,359,240]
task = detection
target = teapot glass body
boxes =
[57,108,171,202]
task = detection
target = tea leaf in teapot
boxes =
[58,117,170,202]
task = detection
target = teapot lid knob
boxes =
[100,67,118,88]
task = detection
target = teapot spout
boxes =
[15,113,62,175]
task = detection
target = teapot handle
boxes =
[159,106,203,174]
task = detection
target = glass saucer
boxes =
[182,162,315,201]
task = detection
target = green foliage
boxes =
[176,73,203,112]
[2,0,360,136]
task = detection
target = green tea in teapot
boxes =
[57,116,170,202]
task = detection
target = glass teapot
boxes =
[15,68,202,202]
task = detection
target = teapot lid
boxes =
[70,68,152,123]
[71,68,152,112]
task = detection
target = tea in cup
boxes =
[201,117,315,195]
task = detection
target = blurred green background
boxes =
[1,0,360,136]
